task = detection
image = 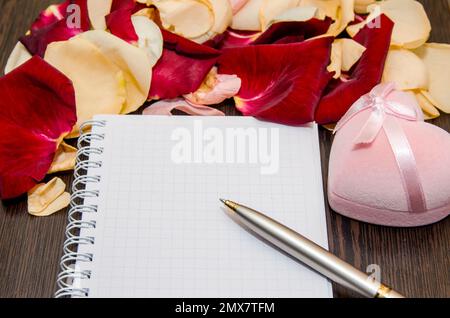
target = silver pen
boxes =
[220,199,405,298]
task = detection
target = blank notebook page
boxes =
[75,115,332,298]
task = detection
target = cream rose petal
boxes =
[87,0,112,30]
[328,39,366,79]
[414,90,440,120]
[45,37,126,137]
[349,0,431,49]
[299,0,340,20]
[191,0,233,43]
[328,40,343,78]
[259,0,301,30]
[151,0,214,39]
[48,142,77,174]
[268,6,318,26]
[382,48,428,91]
[414,43,450,113]
[29,192,71,217]
[79,30,153,114]
[354,0,376,14]
[4,42,32,75]
[28,177,66,214]
[231,0,265,31]
[131,16,164,65]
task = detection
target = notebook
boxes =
[56,115,332,298]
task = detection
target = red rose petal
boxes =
[206,29,260,50]
[106,0,149,43]
[21,0,90,56]
[315,14,394,124]
[106,8,139,43]
[30,1,70,31]
[208,18,332,49]
[20,19,84,57]
[218,37,334,126]
[0,56,77,199]
[253,18,332,45]
[149,30,221,100]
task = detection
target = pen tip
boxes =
[220,198,226,204]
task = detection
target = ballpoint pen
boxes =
[220,199,405,298]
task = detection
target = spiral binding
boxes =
[54,120,106,298]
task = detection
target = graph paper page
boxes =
[77,115,332,298]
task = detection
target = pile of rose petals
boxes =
[0,0,449,214]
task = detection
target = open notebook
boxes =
[56,115,332,298]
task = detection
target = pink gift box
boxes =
[328,83,450,227]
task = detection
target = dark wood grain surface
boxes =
[0,0,449,298]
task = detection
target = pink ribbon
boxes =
[334,83,427,213]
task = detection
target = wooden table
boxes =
[0,0,449,298]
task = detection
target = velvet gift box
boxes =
[328,83,450,227]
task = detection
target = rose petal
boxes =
[184,67,242,105]
[206,29,260,49]
[315,14,394,124]
[210,17,331,49]
[45,37,126,137]
[29,191,70,217]
[229,0,250,14]
[48,142,77,174]
[27,177,66,214]
[231,0,265,31]
[191,0,233,43]
[152,0,214,39]
[143,98,225,116]
[253,18,332,45]
[382,48,428,91]
[131,16,164,64]
[326,0,354,36]
[348,0,431,49]
[0,57,76,199]
[149,30,220,100]
[414,90,440,120]
[267,5,319,26]
[414,43,450,113]
[87,0,113,30]
[259,0,301,30]
[106,7,139,43]
[78,30,153,114]
[218,37,334,125]
[354,0,376,14]
[4,42,32,74]
[328,38,366,79]
[20,18,84,57]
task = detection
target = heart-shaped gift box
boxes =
[328,83,450,227]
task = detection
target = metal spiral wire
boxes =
[54,120,106,298]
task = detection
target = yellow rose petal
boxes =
[191,0,233,43]
[349,0,431,49]
[48,142,77,174]
[131,16,164,65]
[354,0,376,14]
[4,42,32,74]
[260,0,301,30]
[152,0,214,38]
[382,48,428,91]
[87,0,112,30]
[328,39,365,79]
[28,177,66,214]
[414,90,440,120]
[79,30,153,114]
[231,0,265,31]
[328,40,343,78]
[29,192,71,217]
[267,6,319,27]
[414,43,450,113]
[45,37,127,137]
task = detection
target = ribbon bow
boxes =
[334,83,427,213]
